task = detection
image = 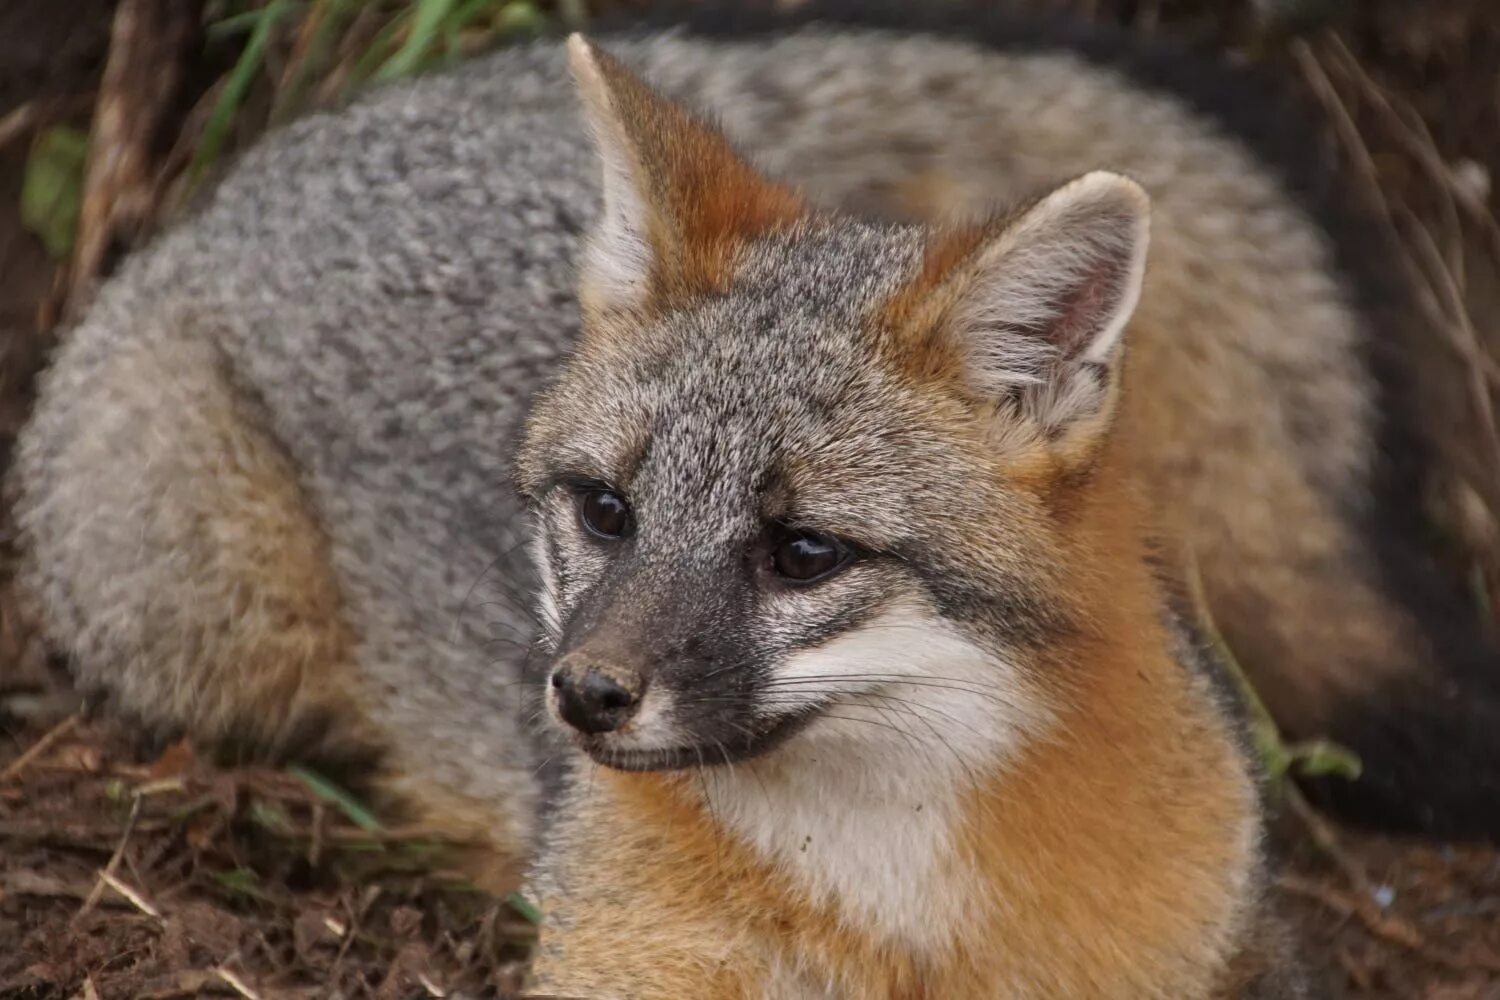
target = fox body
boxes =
[9,2,1498,995]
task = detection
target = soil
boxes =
[0,719,536,999]
[3,710,1500,997]
[2,1,1500,997]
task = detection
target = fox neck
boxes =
[598,442,1258,990]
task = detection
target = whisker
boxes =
[761,676,1018,706]
[854,694,985,784]
[761,672,1012,691]
[856,696,926,758]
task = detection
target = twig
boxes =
[1293,38,1500,509]
[2,870,98,901]
[67,0,195,315]
[74,792,142,921]
[214,967,263,1000]
[315,3,386,105]
[330,885,381,982]
[1282,781,1377,901]
[1313,36,1500,372]
[1300,36,1500,382]
[134,972,220,999]
[1277,873,1500,974]
[1399,207,1500,484]
[1319,37,1465,285]
[1290,42,1398,242]
[98,868,162,919]
[0,711,81,783]
[0,816,172,846]
[309,800,326,867]
[0,102,40,151]
[0,93,97,153]
[1323,33,1500,270]
[272,0,343,125]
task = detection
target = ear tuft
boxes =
[954,171,1150,388]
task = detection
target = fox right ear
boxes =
[888,172,1151,461]
[566,34,804,319]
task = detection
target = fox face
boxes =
[517,39,1151,778]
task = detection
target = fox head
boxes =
[517,36,1151,775]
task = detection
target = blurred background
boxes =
[0,1,1497,997]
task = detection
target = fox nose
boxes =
[551,666,641,735]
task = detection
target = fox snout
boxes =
[549,655,644,735]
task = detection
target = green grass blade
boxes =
[506,890,542,925]
[289,763,385,832]
[378,0,457,80]
[271,0,361,124]
[1287,739,1364,781]
[449,0,511,31]
[249,798,295,833]
[191,0,291,183]
[207,6,281,40]
[346,12,413,92]
[210,866,281,904]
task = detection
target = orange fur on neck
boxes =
[570,432,1256,998]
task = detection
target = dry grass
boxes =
[0,718,536,998]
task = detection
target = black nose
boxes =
[551,667,641,735]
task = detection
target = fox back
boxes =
[10,0,1499,900]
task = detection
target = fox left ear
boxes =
[891,171,1150,455]
[566,34,806,319]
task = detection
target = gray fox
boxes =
[524,36,1301,996]
[7,0,1498,993]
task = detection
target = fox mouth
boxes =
[577,703,824,772]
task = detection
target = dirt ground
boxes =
[5,702,1500,1000]
[3,1,1500,997]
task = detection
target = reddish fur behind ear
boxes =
[571,38,807,310]
[878,221,999,389]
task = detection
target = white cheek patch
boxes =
[757,601,1049,758]
[704,602,1054,954]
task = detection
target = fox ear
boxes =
[566,34,805,317]
[895,172,1150,453]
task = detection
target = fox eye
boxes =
[767,525,851,585]
[577,488,632,540]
